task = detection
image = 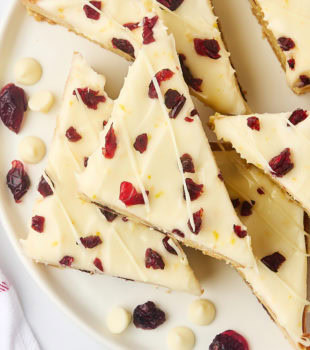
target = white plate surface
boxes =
[0,1,309,350]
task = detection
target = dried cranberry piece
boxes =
[190,109,199,116]
[84,157,89,167]
[122,216,128,222]
[37,176,53,197]
[180,153,195,173]
[119,181,148,206]
[6,160,30,203]
[184,117,194,122]
[240,201,253,216]
[162,236,177,255]
[133,301,166,330]
[172,229,185,238]
[134,133,148,153]
[0,83,27,134]
[100,206,118,222]
[102,124,117,159]
[278,37,295,51]
[80,235,102,248]
[261,252,286,272]
[112,38,135,59]
[123,22,140,31]
[145,248,165,269]
[233,225,247,238]
[247,116,260,131]
[103,120,108,128]
[65,127,82,142]
[73,88,106,110]
[148,69,174,99]
[164,89,186,118]
[188,208,203,234]
[218,172,224,181]
[231,198,240,208]
[142,16,158,45]
[156,0,184,10]
[269,148,294,177]
[83,1,101,20]
[288,109,308,126]
[184,178,203,201]
[178,54,202,92]
[209,330,249,350]
[257,187,265,195]
[31,215,45,233]
[288,58,295,70]
[59,256,74,267]
[299,75,310,87]
[194,38,221,59]
[93,257,104,271]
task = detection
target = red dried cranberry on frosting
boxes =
[0,83,27,134]
[288,109,308,126]
[247,116,260,131]
[278,37,295,51]
[240,201,253,216]
[133,301,166,330]
[180,153,195,173]
[80,235,102,248]
[164,89,186,118]
[65,127,82,142]
[184,178,203,201]
[142,16,158,45]
[123,22,140,31]
[162,236,177,255]
[178,54,203,92]
[102,124,117,159]
[83,1,101,20]
[73,88,106,110]
[31,215,45,233]
[6,160,30,203]
[233,225,247,238]
[148,69,174,99]
[269,148,294,177]
[100,206,118,222]
[287,58,295,70]
[261,252,286,272]
[119,181,148,206]
[38,176,53,197]
[172,229,185,238]
[134,133,148,153]
[194,38,221,59]
[188,208,203,234]
[59,256,74,267]
[257,187,265,195]
[209,330,249,350]
[156,0,184,11]
[299,75,310,87]
[231,198,240,208]
[112,38,135,59]
[145,248,165,269]
[93,257,104,271]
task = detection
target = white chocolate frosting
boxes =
[253,0,310,93]
[21,53,201,296]
[106,307,131,334]
[214,150,309,348]
[28,90,54,113]
[14,57,42,85]
[188,298,215,326]
[24,0,248,114]
[212,111,310,216]
[77,18,255,268]
[167,326,195,350]
[18,136,46,164]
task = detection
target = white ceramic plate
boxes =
[0,1,309,350]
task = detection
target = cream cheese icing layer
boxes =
[22,53,201,295]
[77,18,255,268]
[211,111,310,217]
[214,150,309,349]
[21,0,248,114]
[250,0,310,94]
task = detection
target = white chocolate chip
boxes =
[18,136,46,164]
[106,307,131,334]
[14,58,42,85]
[29,91,54,113]
[188,299,216,326]
[167,327,195,350]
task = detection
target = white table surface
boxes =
[0,2,107,349]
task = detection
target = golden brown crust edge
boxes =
[249,0,310,95]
